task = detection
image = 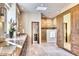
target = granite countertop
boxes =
[0,44,16,56]
[6,35,27,48]
[0,34,27,56]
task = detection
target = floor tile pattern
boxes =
[26,42,74,56]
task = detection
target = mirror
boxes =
[63,13,71,51]
[32,22,39,44]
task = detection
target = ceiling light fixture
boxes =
[36,6,47,11]
[36,4,47,11]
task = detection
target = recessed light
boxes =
[36,6,47,11]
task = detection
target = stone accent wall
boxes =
[57,4,79,55]
[71,5,79,55]
[56,14,64,48]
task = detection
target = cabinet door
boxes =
[41,20,47,28]
[41,29,47,42]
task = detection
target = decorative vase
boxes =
[9,31,14,38]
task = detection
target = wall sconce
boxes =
[0,7,5,16]
[0,13,4,16]
[0,22,2,28]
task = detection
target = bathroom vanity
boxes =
[0,34,28,56]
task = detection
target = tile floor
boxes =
[26,42,74,56]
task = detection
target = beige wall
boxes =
[21,12,41,44]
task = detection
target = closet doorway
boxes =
[63,13,71,51]
[32,22,39,44]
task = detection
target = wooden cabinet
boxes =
[41,19,53,28]
[41,19,47,28]
[41,19,56,29]
[41,18,56,43]
[41,29,47,42]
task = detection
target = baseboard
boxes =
[62,48,77,56]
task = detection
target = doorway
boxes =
[63,13,71,51]
[32,22,39,44]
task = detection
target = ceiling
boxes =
[18,3,72,18]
